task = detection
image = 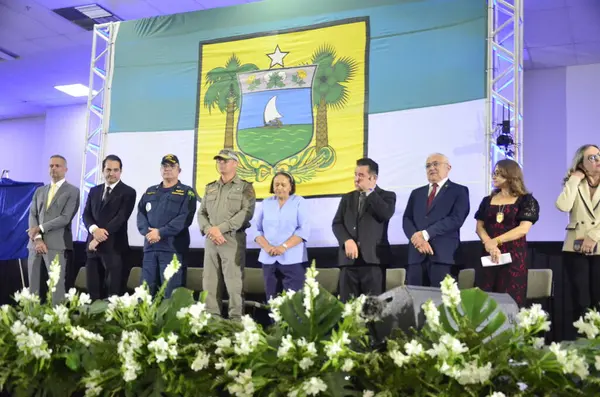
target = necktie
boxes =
[358,192,367,213]
[102,186,112,203]
[427,183,438,209]
[46,184,56,209]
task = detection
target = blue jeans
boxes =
[142,251,185,298]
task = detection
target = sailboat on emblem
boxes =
[264,96,283,128]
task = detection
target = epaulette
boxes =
[145,185,160,194]
[206,180,217,187]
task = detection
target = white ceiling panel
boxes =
[568,5,600,43]
[529,44,578,68]
[100,0,160,20]
[0,4,58,40]
[523,0,566,11]
[0,0,83,35]
[1,39,44,56]
[146,0,205,15]
[524,7,573,48]
[29,34,76,51]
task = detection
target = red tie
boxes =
[427,183,438,209]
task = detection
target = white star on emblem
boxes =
[267,45,289,68]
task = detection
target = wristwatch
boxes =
[282,243,288,250]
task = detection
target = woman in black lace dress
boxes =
[474,160,540,306]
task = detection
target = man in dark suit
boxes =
[83,155,136,299]
[332,158,397,301]
[403,153,470,287]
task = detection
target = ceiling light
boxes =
[75,4,112,19]
[54,84,98,97]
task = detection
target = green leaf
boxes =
[321,372,360,397]
[279,293,311,338]
[87,300,108,315]
[313,287,344,339]
[333,57,357,82]
[64,350,80,371]
[199,290,208,303]
[324,84,344,104]
[311,44,337,66]
[161,287,195,332]
[438,288,508,341]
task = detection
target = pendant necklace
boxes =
[496,204,505,223]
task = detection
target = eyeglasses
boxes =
[425,161,447,169]
[586,153,600,163]
[161,164,176,170]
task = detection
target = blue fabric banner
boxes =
[0,178,43,260]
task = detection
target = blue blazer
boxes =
[402,180,470,265]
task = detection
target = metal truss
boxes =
[76,22,118,241]
[485,0,524,190]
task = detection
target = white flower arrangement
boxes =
[2,257,600,396]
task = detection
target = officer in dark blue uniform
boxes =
[137,154,197,297]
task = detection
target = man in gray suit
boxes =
[27,155,80,304]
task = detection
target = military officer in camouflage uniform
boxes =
[198,149,256,320]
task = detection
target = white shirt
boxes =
[428,177,448,197]
[89,180,120,234]
[36,179,66,237]
[422,178,448,241]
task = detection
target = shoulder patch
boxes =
[187,190,195,198]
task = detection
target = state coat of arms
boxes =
[195,18,369,198]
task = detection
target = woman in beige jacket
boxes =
[556,144,600,336]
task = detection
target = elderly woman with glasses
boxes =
[254,171,310,300]
[557,144,600,337]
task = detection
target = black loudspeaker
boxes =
[371,286,520,344]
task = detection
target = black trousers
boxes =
[563,252,600,338]
[86,250,125,300]
[339,260,384,302]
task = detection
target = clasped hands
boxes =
[146,228,161,244]
[484,238,501,264]
[265,244,287,256]
[410,231,434,255]
[88,228,109,251]
[206,226,226,245]
[26,225,48,254]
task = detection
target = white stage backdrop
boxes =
[106,99,487,249]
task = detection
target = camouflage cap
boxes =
[213,149,239,161]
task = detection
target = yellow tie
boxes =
[47,184,56,209]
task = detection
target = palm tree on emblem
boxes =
[204,54,258,149]
[310,45,357,151]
